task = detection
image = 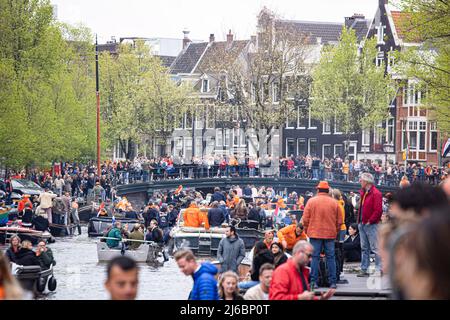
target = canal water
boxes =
[35,227,192,300]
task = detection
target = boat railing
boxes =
[98,237,160,247]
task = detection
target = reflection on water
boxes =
[33,227,192,300]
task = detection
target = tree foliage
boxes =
[310,27,397,153]
[0,0,97,170]
[394,0,450,134]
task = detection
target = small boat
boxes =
[88,217,141,237]
[49,223,78,237]
[233,219,266,249]
[171,226,226,256]
[96,238,166,264]
[0,225,53,245]
[11,263,57,295]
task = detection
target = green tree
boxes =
[394,0,450,134]
[0,0,97,170]
[310,27,397,157]
[100,40,192,159]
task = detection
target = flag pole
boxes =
[95,34,101,178]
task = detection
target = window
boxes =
[376,48,384,67]
[217,87,225,102]
[430,121,438,151]
[239,128,246,146]
[174,137,183,157]
[202,79,209,93]
[362,129,370,146]
[388,48,395,68]
[334,116,342,134]
[334,144,343,158]
[402,86,408,107]
[185,112,193,129]
[224,129,231,147]
[401,120,407,150]
[298,138,307,156]
[376,22,385,44]
[175,114,184,129]
[374,123,385,145]
[272,83,280,103]
[419,121,426,151]
[233,128,240,147]
[184,137,192,155]
[323,119,331,134]
[298,105,308,128]
[386,118,394,145]
[215,130,223,147]
[286,138,295,157]
[309,138,318,157]
[323,144,332,160]
[286,108,296,129]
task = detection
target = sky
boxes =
[50,0,381,43]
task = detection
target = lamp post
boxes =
[95,35,101,178]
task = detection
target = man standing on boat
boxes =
[217,226,245,274]
[38,188,57,224]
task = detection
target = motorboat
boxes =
[88,217,141,237]
[0,225,53,245]
[11,263,57,295]
[96,238,166,264]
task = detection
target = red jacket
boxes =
[358,186,383,224]
[269,259,314,300]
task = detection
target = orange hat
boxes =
[316,181,330,190]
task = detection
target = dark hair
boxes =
[106,256,138,280]
[392,183,448,216]
[270,242,284,253]
[349,223,359,233]
[318,188,329,193]
[259,263,275,276]
[254,241,268,256]
[228,225,236,235]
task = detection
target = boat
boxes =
[96,238,166,264]
[49,223,78,237]
[88,217,141,237]
[11,263,57,295]
[0,225,53,245]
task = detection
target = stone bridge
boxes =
[116,178,398,209]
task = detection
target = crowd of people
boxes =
[1,156,449,300]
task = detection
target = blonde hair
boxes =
[218,271,240,299]
[0,254,24,300]
[331,188,342,200]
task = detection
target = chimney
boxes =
[209,33,215,43]
[182,30,191,50]
[227,29,234,47]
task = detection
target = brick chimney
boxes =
[209,33,215,43]
[182,30,191,50]
[226,30,233,48]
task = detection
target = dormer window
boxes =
[376,47,384,67]
[202,79,209,93]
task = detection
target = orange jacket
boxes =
[276,198,287,209]
[302,193,340,240]
[277,224,307,250]
[338,199,346,231]
[18,199,32,212]
[183,204,209,229]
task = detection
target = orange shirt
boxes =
[183,204,209,229]
[277,224,307,250]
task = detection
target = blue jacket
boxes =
[189,262,219,300]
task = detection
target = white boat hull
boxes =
[97,242,162,263]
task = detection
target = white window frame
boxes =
[201,78,209,93]
[195,137,203,157]
[308,138,318,156]
[376,47,384,67]
[297,138,307,156]
[308,106,317,129]
[206,106,215,129]
[297,105,306,129]
[334,144,343,158]
[184,137,192,156]
[215,129,223,147]
[322,144,332,160]
[185,112,193,129]
[286,138,295,157]
[429,121,437,152]
[386,118,394,145]
[272,83,280,104]
[224,129,231,147]
[174,137,184,156]
[418,121,427,151]
[286,107,296,129]
[323,119,331,134]
[376,22,385,45]
[334,116,342,135]
[362,129,370,146]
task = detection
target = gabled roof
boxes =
[156,55,177,68]
[169,42,209,74]
[275,20,343,44]
[348,19,371,41]
[194,40,250,74]
[390,11,418,42]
